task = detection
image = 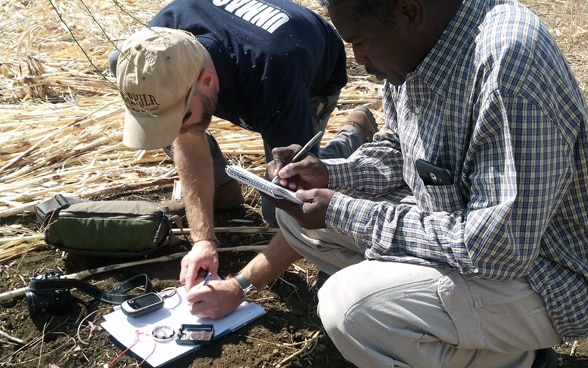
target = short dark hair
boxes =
[318,0,398,25]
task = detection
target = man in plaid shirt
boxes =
[263,0,587,366]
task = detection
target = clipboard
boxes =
[102,286,265,367]
[225,165,303,205]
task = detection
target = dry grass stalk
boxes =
[174,226,278,235]
[0,328,25,345]
[275,330,322,367]
[0,245,268,302]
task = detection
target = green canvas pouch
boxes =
[35,195,180,258]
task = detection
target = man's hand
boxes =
[268,143,299,181]
[266,148,332,229]
[180,240,219,291]
[295,188,334,228]
[185,278,243,319]
[269,148,328,190]
[263,188,334,229]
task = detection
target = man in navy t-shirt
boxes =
[111,0,377,293]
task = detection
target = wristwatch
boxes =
[233,274,256,300]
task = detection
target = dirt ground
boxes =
[0,187,363,368]
[1,192,588,368]
[1,0,588,367]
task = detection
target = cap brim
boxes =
[122,99,184,150]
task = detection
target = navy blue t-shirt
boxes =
[149,0,347,150]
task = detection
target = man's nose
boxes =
[353,50,369,66]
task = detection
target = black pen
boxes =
[272,130,324,184]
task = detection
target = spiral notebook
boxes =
[225,165,302,204]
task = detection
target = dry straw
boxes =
[0,0,586,262]
[0,0,382,260]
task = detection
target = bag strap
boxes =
[54,194,82,207]
[35,195,85,227]
[28,273,153,305]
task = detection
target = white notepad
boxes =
[225,165,303,204]
[102,287,265,367]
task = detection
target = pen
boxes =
[271,130,324,184]
[202,272,212,286]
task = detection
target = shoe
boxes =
[162,178,244,216]
[213,178,244,210]
[161,199,186,217]
[345,106,378,143]
[531,348,559,368]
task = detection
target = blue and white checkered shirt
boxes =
[325,0,588,341]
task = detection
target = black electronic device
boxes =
[415,159,454,185]
[176,324,215,345]
[25,272,153,321]
[121,292,164,318]
[25,272,73,316]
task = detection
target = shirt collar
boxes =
[407,0,488,95]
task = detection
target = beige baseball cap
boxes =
[116,27,206,150]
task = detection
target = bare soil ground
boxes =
[1,193,587,368]
[1,0,587,367]
[0,188,362,368]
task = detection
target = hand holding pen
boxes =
[271,130,324,184]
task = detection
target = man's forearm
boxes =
[236,231,302,289]
[172,132,215,244]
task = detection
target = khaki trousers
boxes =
[276,209,562,368]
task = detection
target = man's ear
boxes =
[397,0,425,29]
[197,68,216,93]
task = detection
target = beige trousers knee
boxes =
[276,209,561,368]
